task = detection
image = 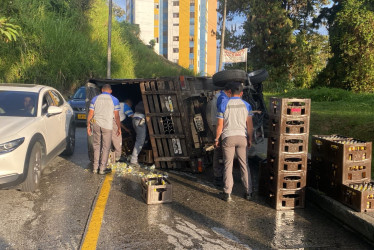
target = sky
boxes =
[114,0,125,9]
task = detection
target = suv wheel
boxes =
[21,142,43,192]
[62,122,75,156]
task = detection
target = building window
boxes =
[190,0,195,5]
[173,13,179,18]
[189,59,194,65]
[189,36,194,41]
[173,1,179,6]
[173,48,179,53]
[190,12,195,18]
[173,59,179,63]
[173,36,179,41]
[173,23,179,26]
[190,47,194,53]
[155,3,159,8]
[155,14,159,20]
[155,37,159,43]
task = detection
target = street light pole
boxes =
[218,0,227,72]
[107,0,112,79]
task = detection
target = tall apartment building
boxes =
[125,0,217,76]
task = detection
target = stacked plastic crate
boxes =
[310,135,373,212]
[261,98,311,210]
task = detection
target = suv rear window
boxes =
[72,87,86,99]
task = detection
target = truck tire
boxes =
[248,69,269,85]
[21,142,43,192]
[212,70,247,87]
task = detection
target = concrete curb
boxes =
[306,187,374,242]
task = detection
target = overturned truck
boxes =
[85,69,269,171]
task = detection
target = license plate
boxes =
[77,114,86,119]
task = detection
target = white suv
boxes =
[0,84,75,191]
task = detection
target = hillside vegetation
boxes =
[265,88,374,170]
[266,87,374,143]
[0,0,191,92]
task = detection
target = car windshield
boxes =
[0,91,38,117]
[72,87,86,99]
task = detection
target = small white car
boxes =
[0,84,75,191]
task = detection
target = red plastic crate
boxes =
[312,135,372,163]
[267,171,306,191]
[141,177,172,204]
[268,153,308,173]
[267,188,305,210]
[311,135,372,187]
[328,160,371,185]
[269,116,310,136]
[267,134,309,155]
[269,98,311,118]
[339,182,374,212]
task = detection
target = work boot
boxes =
[130,162,140,167]
[219,192,232,202]
[104,168,112,173]
[92,169,98,174]
[98,170,106,175]
[118,156,126,162]
[244,192,253,201]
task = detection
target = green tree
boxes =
[148,39,156,49]
[218,0,329,91]
[316,0,374,92]
[113,2,125,18]
[291,31,330,88]
[0,17,20,42]
[244,0,294,90]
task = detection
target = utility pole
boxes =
[218,0,227,72]
[107,0,112,79]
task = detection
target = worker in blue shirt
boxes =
[87,84,121,174]
[215,82,254,202]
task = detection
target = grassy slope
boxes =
[264,87,374,171]
[0,0,191,92]
[75,0,192,80]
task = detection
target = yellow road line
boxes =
[81,173,113,250]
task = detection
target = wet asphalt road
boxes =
[0,127,373,249]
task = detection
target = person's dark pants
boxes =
[213,126,224,180]
[222,136,252,195]
[213,146,224,179]
[93,123,112,171]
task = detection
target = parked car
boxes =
[84,69,268,171]
[68,86,86,124]
[0,84,75,192]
